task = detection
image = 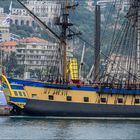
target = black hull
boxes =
[21,99,140,117]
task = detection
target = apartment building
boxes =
[0,40,17,62]
[10,0,61,27]
[0,24,10,42]
[106,54,136,81]
[16,37,59,71]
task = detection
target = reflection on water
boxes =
[0,117,140,139]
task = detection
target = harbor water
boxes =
[0,117,140,139]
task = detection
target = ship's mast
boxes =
[62,0,68,82]
[137,1,140,80]
[17,0,79,82]
[94,3,101,81]
[130,0,140,81]
[58,0,80,82]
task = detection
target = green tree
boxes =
[3,52,24,78]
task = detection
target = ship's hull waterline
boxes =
[22,99,140,117]
[3,76,140,117]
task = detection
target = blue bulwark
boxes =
[98,87,140,95]
[10,97,27,103]
[7,78,140,94]
[11,85,24,90]
[8,78,98,92]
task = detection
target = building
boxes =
[0,7,10,42]
[10,0,61,27]
[24,0,61,18]
[0,24,10,42]
[86,0,94,11]
[16,37,59,71]
[0,1,61,27]
[0,36,73,71]
[0,7,20,42]
[0,7,4,14]
[0,22,20,42]
[106,54,136,82]
[0,41,17,60]
[95,0,129,12]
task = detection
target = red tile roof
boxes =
[0,41,17,46]
[19,37,48,43]
[0,37,48,47]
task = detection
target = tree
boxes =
[3,52,24,78]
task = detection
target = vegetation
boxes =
[0,0,21,13]
[10,24,34,38]
[0,0,126,77]
[3,52,24,78]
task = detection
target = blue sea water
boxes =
[0,117,140,139]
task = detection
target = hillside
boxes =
[0,0,126,71]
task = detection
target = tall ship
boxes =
[1,0,140,117]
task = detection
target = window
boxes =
[101,98,107,103]
[135,99,140,104]
[18,91,22,96]
[48,95,54,100]
[21,20,24,25]
[15,19,18,25]
[117,98,123,103]
[84,97,89,102]
[14,91,18,96]
[32,45,36,48]
[23,92,26,96]
[67,96,72,101]
[32,94,37,99]
[17,50,22,53]
[26,20,29,26]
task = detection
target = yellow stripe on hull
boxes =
[24,86,140,106]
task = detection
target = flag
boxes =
[2,14,11,25]
[9,1,12,13]
[2,1,12,25]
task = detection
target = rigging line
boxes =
[107,19,127,58]
[111,21,133,85]
[121,21,135,84]
[102,18,127,62]
[107,0,124,56]
[130,28,136,84]
[112,22,130,81]
[127,25,135,85]
[70,23,140,82]
[101,20,128,82]
[105,51,126,84]
[100,0,119,45]
[16,0,65,45]
[99,20,127,82]
[55,45,62,77]
[132,25,137,83]
[100,0,117,44]
[71,16,125,82]
[100,20,130,83]
[119,25,133,84]
[110,20,131,81]
[52,48,60,79]
[48,43,61,80]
